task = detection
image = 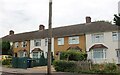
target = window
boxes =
[112,32,120,41]
[116,49,120,57]
[19,52,24,57]
[15,42,19,48]
[18,51,27,57]
[34,39,41,46]
[21,41,27,47]
[33,52,38,58]
[92,33,104,43]
[69,36,79,44]
[58,38,64,45]
[45,39,48,46]
[93,49,106,59]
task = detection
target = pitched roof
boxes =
[2,22,119,42]
[89,44,108,51]
[67,46,82,51]
[31,48,43,52]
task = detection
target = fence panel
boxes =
[76,61,92,71]
[12,57,18,68]
[12,57,28,69]
[32,58,47,67]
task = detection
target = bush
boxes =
[53,60,76,72]
[60,50,87,61]
[53,60,119,74]
[104,63,118,73]
[91,63,119,74]
[2,59,12,65]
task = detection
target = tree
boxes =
[0,40,2,55]
[114,14,120,26]
[2,41,10,55]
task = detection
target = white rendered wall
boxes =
[118,1,120,14]
[30,38,54,58]
[86,31,120,64]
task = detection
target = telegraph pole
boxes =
[47,0,52,75]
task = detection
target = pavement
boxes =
[0,65,55,74]
[0,66,82,75]
[1,66,101,75]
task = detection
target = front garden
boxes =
[53,50,120,75]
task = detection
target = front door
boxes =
[116,49,120,64]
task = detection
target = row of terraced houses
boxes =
[2,17,120,64]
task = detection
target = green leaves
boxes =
[114,14,120,26]
[2,41,10,55]
[60,50,87,61]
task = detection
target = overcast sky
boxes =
[0,0,119,37]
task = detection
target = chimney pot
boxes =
[39,24,45,30]
[86,16,91,23]
[9,30,14,35]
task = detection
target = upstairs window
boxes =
[69,36,79,44]
[112,32,120,41]
[92,33,104,43]
[58,38,64,45]
[34,39,41,46]
[15,42,19,48]
[21,41,27,47]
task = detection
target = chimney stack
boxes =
[39,24,45,31]
[9,30,14,35]
[86,16,91,23]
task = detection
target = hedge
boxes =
[53,60,120,74]
[2,59,12,65]
[60,50,87,61]
[53,60,77,72]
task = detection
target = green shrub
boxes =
[53,60,76,72]
[104,63,118,73]
[53,60,119,74]
[0,60,2,65]
[2,59,12,65]
[60,50,87,61]
[91,63,119,74]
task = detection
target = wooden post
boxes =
[47,0,52,75]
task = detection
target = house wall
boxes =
[54,35,86,59]
[30,38,54,58]
[86,31,120,64]
[118,1,120,14]
[13,40,30,57]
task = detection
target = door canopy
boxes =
[89,44,108,51]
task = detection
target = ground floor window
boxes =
[33,52,39,58]
[92,48,106,59]
[32,51,43,58]
[18,50,28,57]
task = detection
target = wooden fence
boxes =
[76,60,92,71]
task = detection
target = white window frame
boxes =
[15,42,19,48]
[58,38,64,45]
[32,52,39,58]
[34,39,41,46]
[69,36,79,44]
[92,48,106,59]
[92,33,104,43]
[18,51,27,57]
[21,41,27,48]
[112,32,120,41]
